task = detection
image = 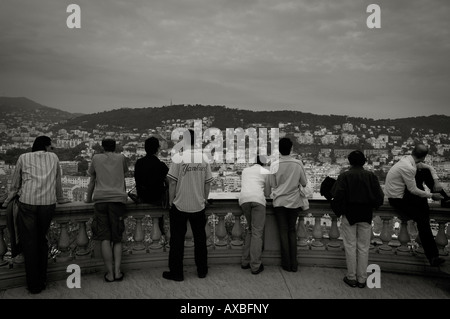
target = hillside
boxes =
[57,104,450,134]
[0,96,78,122]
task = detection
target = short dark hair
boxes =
[348,150,366,167]
[412,143,429,159]
[279,138,293,155]
[102,139,116,152]
[145,137,160,155]
[32,136,52,152]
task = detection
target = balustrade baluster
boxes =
[121,217,129,254]
[132,217,146,254]
[446,222,450,253]
[435,221,449,256]
[215,212,228,249]
[396,218,412,256]
[296,216,309,250]
[327,215,341,250]
[311,215,325,250]
[149,216,163,250]
[56,221,72,262]
[75,220,91,259]
[378,217,393,254]
[0,226,8,266]
[230,212,244,249]
[205,215,213,248]
[164,219,171,251]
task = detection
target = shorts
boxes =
[91,202,126,243]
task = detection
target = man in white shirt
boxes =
[163,129,213,281]
[385,143,445,267]
[239,155,271,275]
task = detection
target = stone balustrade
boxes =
[1,199,449,289]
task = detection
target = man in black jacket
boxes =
[134,137,169,234]
[331,150,384,288]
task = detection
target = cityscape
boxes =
[1,97,450,203]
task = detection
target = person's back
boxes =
[168,149,213,212]
[134,137,168,204]
[16,151,61,205]
[163,129,213,281]
[1,136,69,294]
[331,150,383,288]
[271,156,307,208]
[239,164,269,207]
[269,137,307,273]
[90,152,128,203]
[333,167,384,224]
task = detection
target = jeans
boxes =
[241,202,266,272]
[17,202,55,292]
[340,215,372,283]
[274,206,301,271]
[168,205,208,276]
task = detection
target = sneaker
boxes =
[281,265,291,272]
[162,271,184,282]
[241,264,251,270]
[343,276,357,288]
[251,264,264,275]
[357,281,366,288]
[430,257,446,267]
[198,272,208,279]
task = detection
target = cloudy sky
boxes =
[1,0,449,119]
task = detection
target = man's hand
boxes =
[431,193,444,201]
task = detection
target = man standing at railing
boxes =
[1,136,70,294]
[269,137,308,273]
[385,143,445,267]
[331,150,384,288]
[85,138,129,283]
[163,129,213,281]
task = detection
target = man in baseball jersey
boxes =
[163,129,213,281]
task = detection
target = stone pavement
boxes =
[2,264,450,299]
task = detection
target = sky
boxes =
[1,0,449,119]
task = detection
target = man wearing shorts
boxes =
[86,139,129,282]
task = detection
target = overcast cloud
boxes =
[1,0,449,119]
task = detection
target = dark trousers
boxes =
[17,202,55,292]
[274,206,301,270]
[168,205,208,276]
[388,169,439,262]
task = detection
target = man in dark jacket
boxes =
[331,150,384,289]
[134,137,169,234]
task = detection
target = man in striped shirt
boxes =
[269,137,308,273]
[163,129,213,281]
[1,136,69,294]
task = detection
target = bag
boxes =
[6,195,22,258]
[127,185,141,204]
[320,176,336,201]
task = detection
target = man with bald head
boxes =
[385,143,446,267]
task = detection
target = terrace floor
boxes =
[2,263,450,300]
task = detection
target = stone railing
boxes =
[1,199,449,289]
